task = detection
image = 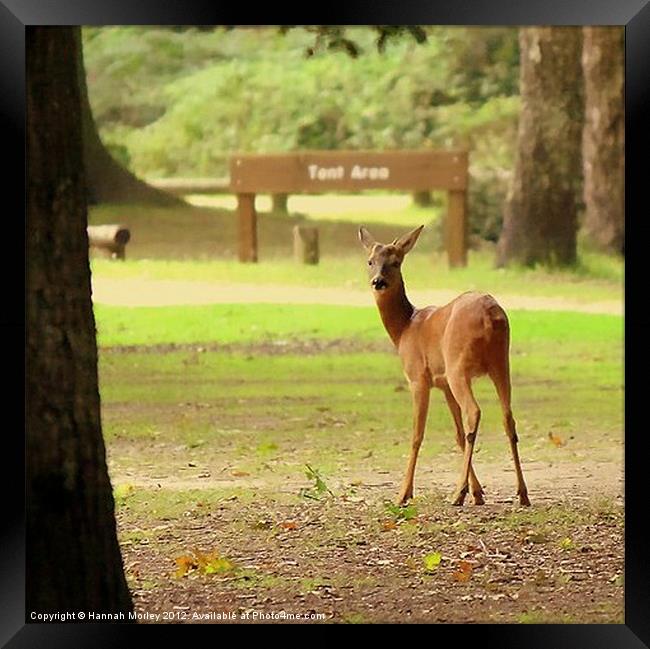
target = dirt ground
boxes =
[109,336,623,625]
[116,459,623,624]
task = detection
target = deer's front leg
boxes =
[397,380,430,506]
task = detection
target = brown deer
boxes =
[359,225,530,507]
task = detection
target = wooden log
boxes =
[237,193,258,262]
[87,224,130,260]
[293,225,319,265]
[446,190,468,268]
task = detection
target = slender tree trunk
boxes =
[74,29,180,206]
[26,27,133,616]
[582,27,624,254]
[497,27,583,267]
[271,193,289,214]
[412,190,433,207]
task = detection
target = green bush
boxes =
[84,26,523,244]
[83,27,521,183]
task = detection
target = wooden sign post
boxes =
[230,150,468,267]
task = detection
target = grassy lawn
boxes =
[183,191,439,228]
[100,302,623,623]
[95,302,622,348]
[100,302,622,484]
[94,198,624,623]
[89,201,623,303]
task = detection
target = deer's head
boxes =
[358,225,424,292]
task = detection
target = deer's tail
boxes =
[482,297,509,342]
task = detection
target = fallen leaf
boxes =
[381,520,397,531]
[453,560,474,582]
[548,432,566,447]
[203,556,234,574]
[174,555,197,578]
[231,470,250,477]
[423,552,442,573]
[280,521,298,531]
[174,549,235,578]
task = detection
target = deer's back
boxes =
[399,292,509,382]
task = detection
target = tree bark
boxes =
[74,29,180,206]
[412,190,433,207]
[272,193,289,214]
[497,27,583,267]
[581,27,624,254]
[26,27,133,616]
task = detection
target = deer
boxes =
[358,224,530,507]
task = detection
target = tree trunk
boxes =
[497,27,583,267]
[74,29,180,206]
[271,193,289,214]
[26,27,133,616]
[412,190,433,207]
[581,27,624,254]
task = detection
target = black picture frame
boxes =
[6,0,646,645]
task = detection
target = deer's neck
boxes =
[374,280,414,347]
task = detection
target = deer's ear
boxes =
[358,227,377,251]
[394,225,424,255]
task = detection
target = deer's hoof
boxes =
[519,492,531,507]
[472,492,485,506]
[397,489,413,506]
[450,489,468,506]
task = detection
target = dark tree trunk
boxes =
[26,27,133,616]
[271,193,289,214]
[74,29,180,206]
[582,27,624,255]
[497,27,583,267]
[412,190,433,207]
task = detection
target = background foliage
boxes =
[83,26,521,241]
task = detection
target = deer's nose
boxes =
[372,276,388,290]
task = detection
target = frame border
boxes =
[7,1,646,645]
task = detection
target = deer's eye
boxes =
[393,261,401,267]
[368,260,372,266]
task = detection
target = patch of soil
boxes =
[117,460,623,624]
[102,338,392,357]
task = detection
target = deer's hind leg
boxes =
[446,369,481,506]
[488,358,530,506]
[442,384,485,505]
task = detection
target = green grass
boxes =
[92,251,622,303]
[185,192,440,228]
[99,305,622,487]
[89,201,623,303]
[95,302,622,348]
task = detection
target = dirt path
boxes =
[92,277,622,315]
[116,456,623,624]
[110,456,623,504]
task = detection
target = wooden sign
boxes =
[230,149,468,268]
[230,150,468,194]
